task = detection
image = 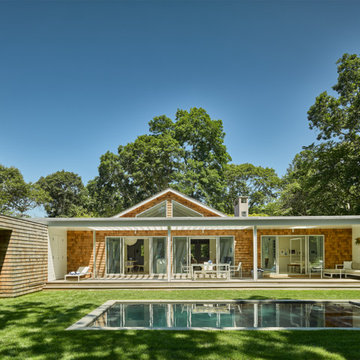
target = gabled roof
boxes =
[112,188,227,218]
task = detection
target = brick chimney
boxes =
[234,196,249,217]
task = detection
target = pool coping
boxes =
[67,299,360,331]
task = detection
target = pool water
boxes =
[89,301,360,330]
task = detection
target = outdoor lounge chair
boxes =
[230,262,242,278]
[341,261,360,278]
[64,266,92,281]
[323,264,344,278]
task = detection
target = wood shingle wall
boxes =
[0,215,48,297]
[67,228,352,278]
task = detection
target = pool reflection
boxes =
[91,302,360,329]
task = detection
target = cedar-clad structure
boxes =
[1,189,360,297]
[0,215,48,297]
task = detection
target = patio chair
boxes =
[64,266,91,281]
[181,263,190,274]
[230,262,242,278]
[125,260,135,274]
[308,260,323,278]
[323,264,344,278]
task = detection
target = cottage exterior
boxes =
[2,188,360,297]
[42,189,360,282]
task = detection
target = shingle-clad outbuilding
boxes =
[0,215,48,297]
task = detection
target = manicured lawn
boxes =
[1,289,360,360]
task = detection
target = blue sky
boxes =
[1,0,360,188]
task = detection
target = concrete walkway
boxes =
[45,277,360,290]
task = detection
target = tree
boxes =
[0,164,39,215]
[37,170,91,217]
[89,108,231,215]
[171,108,231,210]
[224,163,281,215]
[279,53,360,215]
[88,134,183,216]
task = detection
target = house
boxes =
[1,188,360,297]
[43,188,360,281]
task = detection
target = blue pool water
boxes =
[89,301,360,329]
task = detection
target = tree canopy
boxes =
[36,170,91,217]
[4,53,359,218]
[279,53,360,215]
[89,107,232,216]
[0,164,40,216]
[224,163,281,215]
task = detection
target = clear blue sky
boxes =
[1,0,360,186]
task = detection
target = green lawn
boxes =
[1,289,360,360]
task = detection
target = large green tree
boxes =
[89,108,231,216]
[279,53,360,215]
[0,164,39,215]
[224,163,281,215]
[88,133,183,216]
[37,170,91,217]
[154,108,231,209]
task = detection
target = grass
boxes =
[1,289,360,359]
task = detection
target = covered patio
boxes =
[41,215,360,284]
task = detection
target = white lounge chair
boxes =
[64,266,92,281]
[342,261,360,278]
[323,264,344,278]
[230,262,242,278]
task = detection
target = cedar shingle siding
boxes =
[0,215,48,298]
[67,228,352,278]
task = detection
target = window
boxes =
[172,201,203,217]
[137,201,167,217]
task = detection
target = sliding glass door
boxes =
[151,237,166,274]
[106,237,123,274]
[308,236,324,271]
[173,237,188,273]
[219,237,234,265]
[261,236,277,272]
[261,235,324,275]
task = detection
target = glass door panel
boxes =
[173,237,188,273]
[219,237,234,265]
[308,236,324,272]
[290,237,306,274]
[191,239,210,263]
[261,236,276,272]
[152,237,166,274]
[106,237,122,274]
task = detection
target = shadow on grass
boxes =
[0,294,359,360]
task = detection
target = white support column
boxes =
[167,226,171,282]
[93,230,96,279]
[253,225,258,281]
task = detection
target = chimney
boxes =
[234,196,249,217]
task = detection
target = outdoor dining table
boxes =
[190,263,230,280]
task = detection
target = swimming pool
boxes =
[68,300,360,330]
